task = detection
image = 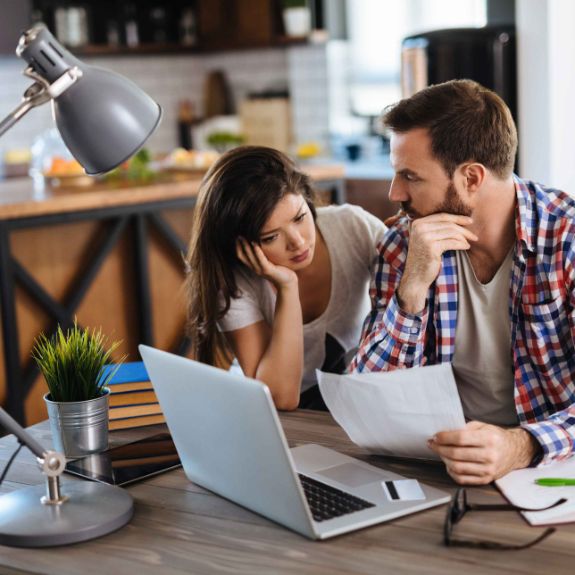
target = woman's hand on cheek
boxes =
[236,238,298,290]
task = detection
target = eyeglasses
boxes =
[444,488,566,550]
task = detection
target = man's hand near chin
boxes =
[427,421,541,485]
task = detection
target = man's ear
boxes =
[460,163,486,193]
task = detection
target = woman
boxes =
[186,146,385,410]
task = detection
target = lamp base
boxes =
[0,480,133,547]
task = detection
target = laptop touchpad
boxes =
[317,462,386,488]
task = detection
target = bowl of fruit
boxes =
[161,148,220,173]
[43,156,94,187]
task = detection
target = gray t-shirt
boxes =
[218,204,386,391]
[452,248,517,426]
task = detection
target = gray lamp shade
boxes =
[53,67,162,175]
[16,24,162,175]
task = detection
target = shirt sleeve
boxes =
[217,274,265,333]
[342,203,387,265]
[521,413,575,466]
[349,225,429,372]
[521,244,575,465]
[361,207,388,257]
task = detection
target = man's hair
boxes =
[382,79,517,179]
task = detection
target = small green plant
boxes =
[33,322,123,403]
[206,131,245,153]
[283,0,308,8]
[104,148,155,183]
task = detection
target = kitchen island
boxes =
[0,164,345,425]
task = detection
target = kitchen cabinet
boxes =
[345,178,398,222]
[197,0,281,51]
[29,0,303,56]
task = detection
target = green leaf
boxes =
[32,320,124,402]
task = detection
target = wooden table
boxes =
[0,410,573,575]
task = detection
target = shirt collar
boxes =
[513,174,536,253]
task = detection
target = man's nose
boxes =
[389,177,408,202]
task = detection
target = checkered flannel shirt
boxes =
[350,176,575,465]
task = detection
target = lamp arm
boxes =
[0,406,48,459]
[0,67,82,139]
[0,99,35,139]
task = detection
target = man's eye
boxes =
[404,173,418,182]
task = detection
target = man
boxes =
[351,79,575,485]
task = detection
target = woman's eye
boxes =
[260,235,277,245]
[295,212,306,222]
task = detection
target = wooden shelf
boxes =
[63,36,318,57]
[67,42,200,57]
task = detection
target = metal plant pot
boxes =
[44,389,110,458]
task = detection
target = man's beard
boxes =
[402,181,473,219]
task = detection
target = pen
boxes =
[535,478,575,487]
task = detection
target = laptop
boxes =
[139,345,450,539]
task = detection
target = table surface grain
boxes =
[0,410,572,575]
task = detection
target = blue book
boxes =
[100,361,149,385]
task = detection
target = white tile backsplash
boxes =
[288,44,330,150]
[0,44,329,159]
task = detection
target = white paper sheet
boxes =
[317,364,466,460]
[496,456,575,525]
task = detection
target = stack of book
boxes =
[102,361,165,430]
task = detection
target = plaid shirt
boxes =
[351,176,575,465]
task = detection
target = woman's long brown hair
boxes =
[186,146,316,365]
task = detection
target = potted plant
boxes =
[282,0,312,37]
[33,322,123,458]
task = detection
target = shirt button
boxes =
[410,327,419,334]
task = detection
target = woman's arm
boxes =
[224,241,304,410]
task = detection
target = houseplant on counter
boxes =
[282,0,312,37]
[33,321,123,458]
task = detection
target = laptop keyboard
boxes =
[298,474,375,522]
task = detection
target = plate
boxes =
[43,173,96,188]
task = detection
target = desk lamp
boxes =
[0,22,162,546]
[0,408,133,547]
[0,23,162,174]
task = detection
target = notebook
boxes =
[496,456,575,525]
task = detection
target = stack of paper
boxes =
[317,363,466,460]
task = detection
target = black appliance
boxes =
[401,26,517,122]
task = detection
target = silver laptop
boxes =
[139,345,450,540]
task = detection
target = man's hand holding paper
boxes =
[428,421,539,484]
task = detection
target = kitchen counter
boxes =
[0,163,346,220]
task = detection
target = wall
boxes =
[516,0,575,193]
[0,44,330,159]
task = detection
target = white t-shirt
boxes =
[218,204,386,392]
